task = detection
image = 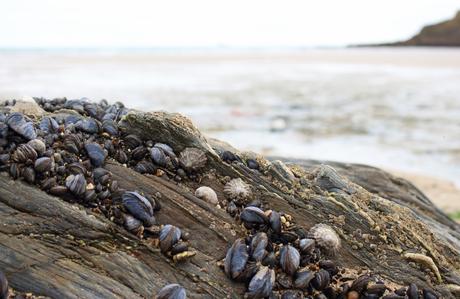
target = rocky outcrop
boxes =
[363,11,460,47]
[0,101,460,298]
[398,11,460,46]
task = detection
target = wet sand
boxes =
[391,170,460,215]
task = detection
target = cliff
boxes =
[398,11,460,46]
[355,11,460,47]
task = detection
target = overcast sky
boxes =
[1,0,460,48]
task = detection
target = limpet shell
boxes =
[223,178,251,203]
[194,186,218,205]
[12,144,37,163]
[308,223,341,256]
[179,147,207,171]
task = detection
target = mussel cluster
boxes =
[0,99,441,298]
[223,203,341,298]
[0,98,205,263]
[222,203,439,298]
[217,154,439,299]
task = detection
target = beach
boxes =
[391,170,460,216]
[1,47,459,215]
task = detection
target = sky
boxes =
[1,0,460,48]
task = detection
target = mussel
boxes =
[246,266,275,299]
[0,270,8,299]
[39,116,59,134]
[65,174,87,197]
[151,147,167,167]
[75,118,100,134]
[240,207,268,227]
[311,269,331,291]
[224,238,249,280]
[159,225,181,253]
[85,143,106,167]
[22,167,36,183]
[131,146,148,161]
[279,245,300,276]
[249,232,268,262]
[6,112,37,140]
[156,283,186,299]
[34,157,53,173]
[102,119,118,136]
[12,144,37,163]
[122,191,155,226]
[293,268,314,289]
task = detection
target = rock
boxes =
[312,164,355,195]
[120,111,217,156]
[361,10,460,47]
[0,168,242,298]
[1,98,46,118]
[268,160,296,184]
[399,11,460,47]
[0,101,459,298]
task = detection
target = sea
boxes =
[1,47,460,187]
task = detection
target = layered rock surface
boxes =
[0,101,459,298]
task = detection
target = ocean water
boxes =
[1,47,460,187]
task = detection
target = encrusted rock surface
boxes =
[0,100,459,298]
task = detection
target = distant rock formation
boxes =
[399,11,460,46]
[356,11,460,47]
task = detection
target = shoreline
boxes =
[389,169,460,217]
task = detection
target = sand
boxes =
[391,170,460,215]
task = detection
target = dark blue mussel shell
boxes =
[280,245,300,276]
[159,224,181,253]
[246,266,275,298]
[224,238,249,280]
[6,112,37,140]
[85,143,106,167]
[157,284,186,299]
[122,191,155,226]
[75,118,101,134]
[39,116,59,134]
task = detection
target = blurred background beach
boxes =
[1,0,460,216]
